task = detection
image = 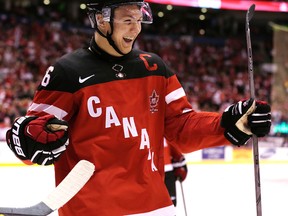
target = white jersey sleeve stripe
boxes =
[164,164,174,172]
[165,87,186,105]
[28,102,68,120]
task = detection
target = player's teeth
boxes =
[124,37,133,40]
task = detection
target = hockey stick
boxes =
[179,181,188,216]
[246,4,262,216]
[0,160,95,216]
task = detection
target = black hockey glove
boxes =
[248,101,271,137]
[221,99,255,146]
[172,156,188,182]
[6,115,69,165]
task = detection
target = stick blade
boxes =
[247,4,256,21]
[0,160,95,216]
[0,202,52,216]
[43,160,95,210]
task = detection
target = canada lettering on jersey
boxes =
[87,95,158,171]
[25,45,226,215]
[27,47,186,214]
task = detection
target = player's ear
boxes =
[96,14,107,30]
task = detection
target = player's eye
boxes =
[124,19,133,24]
[123,17,142,25]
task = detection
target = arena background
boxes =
[0,0,288,215]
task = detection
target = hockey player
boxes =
[6,0,271,215]
[164,139,188,206]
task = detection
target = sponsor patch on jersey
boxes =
[149,90,159,113]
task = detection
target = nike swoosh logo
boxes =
[79,74,95,83]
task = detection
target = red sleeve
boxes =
[164,75,229,153]
[27,89,75,121]
[163,139,172,166]
[166,140,183,160]
[26,64,76,121]
[166,111,228,153]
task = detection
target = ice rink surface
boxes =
[0,163,287,216]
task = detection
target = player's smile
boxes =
[123,36,134,43]
[122,36,135,48]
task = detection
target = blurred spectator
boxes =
[0,6,283,141]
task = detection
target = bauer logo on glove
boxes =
[6,115,69,165]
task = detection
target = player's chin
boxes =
[121,47,133,54]
[120,41,134,53]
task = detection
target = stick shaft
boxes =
[252,135,262,215]
[246,24,256,99]
[179,181,188,216]
[246,4,262,216]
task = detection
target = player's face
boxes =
[111,5,142,54]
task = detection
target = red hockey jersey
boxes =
[164,139,174,173]
[26,40,229,215]
[163,139,184,173]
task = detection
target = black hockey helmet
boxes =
[86,0,153,28]
[86,0,153,55]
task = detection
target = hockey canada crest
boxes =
[149,90,159,113]
[112,64,126,79]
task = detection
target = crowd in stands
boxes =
[0,6,286,141]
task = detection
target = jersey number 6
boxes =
[41,66,54,87]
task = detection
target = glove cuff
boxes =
[224,126,251,146]
[6,116,37,160]
[172,157,186,168]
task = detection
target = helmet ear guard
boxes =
[86,3,102,28]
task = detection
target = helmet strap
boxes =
[95,9,126,56]
[106,22,126,56]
